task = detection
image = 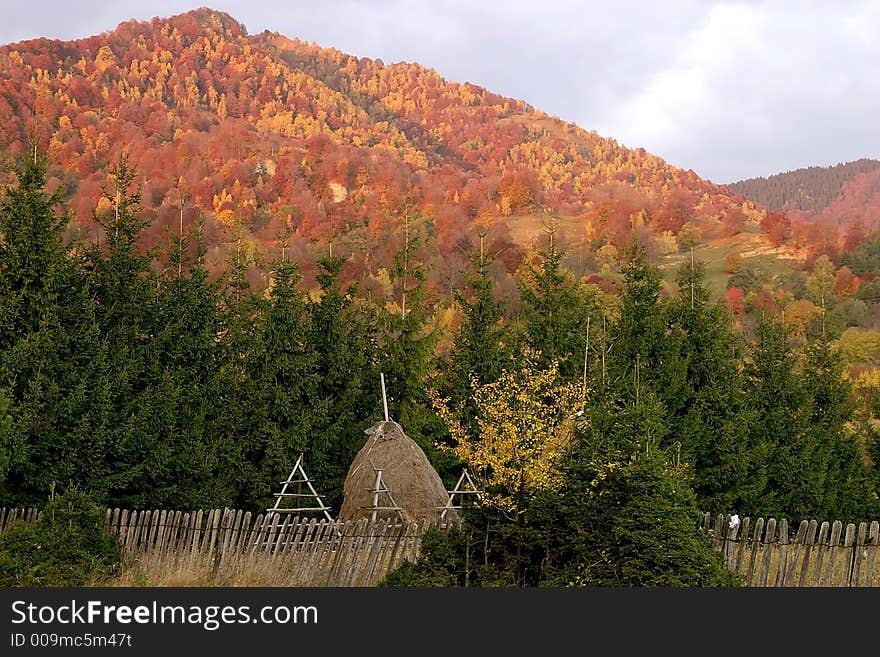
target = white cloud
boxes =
[596,1,880,181]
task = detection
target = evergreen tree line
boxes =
[1,152,878,538]
[726,158,880,213]
[386,233,880,587]
[450,236,880,525]
[0,155,437,509]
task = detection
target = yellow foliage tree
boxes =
[783,299,821,341]
[678,221,702,250]
[843,365,880,418]
[725,250,743,274]
[430,361,580,516]
[595,243,618,273]
[839,327,880,366]
[807,254,836,312]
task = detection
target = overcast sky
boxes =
[1,0,878,183]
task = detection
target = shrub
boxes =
[380,527,465,587]
[382,448,742,588]
[0,488,122,586]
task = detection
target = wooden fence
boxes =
[4,506,878,586]
[0,507,441,586]
[701,513,880,587]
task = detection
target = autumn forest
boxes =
[1,8,880,587]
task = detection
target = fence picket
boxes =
[853,522,867,587]
[153,510,167,554]
[825,521,843,586]
[175,512,191,556]
[219,509,242,571]
[733,517,750,576]
[188,510,203,570]
[322,521,349,585]
[745,518,764,587]
[361,521,388,586]
[278,517,308,583]
[712,514,724,552]
[812,521,830,586]
[775,519,789,587]
[109,508,119,534]
[758,518,776,587]
[305,520,334,586]
[865,521,879,588]
[841,523,856,587]
[320,520,348,585]
[784,520,808,586]
[136,511,152,553]
[123,511,138,552]
[342,519,371,586]
[116,509,130,547]
[165,510,180,566]
[798,520,818,587]
[290,519,318,585]
[257,514,288,584]
[374,521,403,584]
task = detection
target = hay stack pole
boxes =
[381,372,389,422]
[371,469,381,523]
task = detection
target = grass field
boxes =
[504,211,804,298]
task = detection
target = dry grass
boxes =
[104,533,422,587]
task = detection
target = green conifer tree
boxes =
[518,230,591,379]
[800,338,878,520]
[745,319,811,518]
[0,153,95,504]
[307,254,380,506]
[667,260,765,514]
[447,256,508,407]
[241,255,320,508]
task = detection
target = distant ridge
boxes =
[727,159,880,215]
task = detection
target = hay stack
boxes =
[339,420,451,522]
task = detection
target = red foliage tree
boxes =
[843,216,867,253]
[719,206,746,237]
[653,188,694,234]
[726,286,745,319]
[760,211,792,247]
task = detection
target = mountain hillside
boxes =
[728,160,880,264]
[727,159,880,217]
[0,8,772,291]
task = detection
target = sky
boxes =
[1,0,878,184]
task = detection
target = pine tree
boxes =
[541,445,740,587]
[745,319,810,518]
[307,254,380,506]
[208,238,262,508]
[0,153,69,351]
[606,244,685,402]
[447,257,508,408]
[125,219,231,508]
[0,153,96,504]
[667,260,765,514]
[379,245,437,442]
[517,231,591,379]
[241,255,320,509]
[0,388,15,484]
[800,338,878,520]
[81,157,159,506]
